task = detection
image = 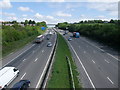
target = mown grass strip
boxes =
[47,33,81,88]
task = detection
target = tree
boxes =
[32,21,36,24]
[11,21,18,24]
[109,19,114,23]
[28,20,32,25]
[24,20,28,26]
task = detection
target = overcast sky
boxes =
[0,0,119,24]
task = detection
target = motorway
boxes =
[58,29,119,88]
[2,29,57,88]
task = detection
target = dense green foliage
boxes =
[56,20,120,49]
[56,22,69,30]
[3,25,37,46]
[2,21,47,56]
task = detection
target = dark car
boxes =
[11,80,30,90]
[63,33,66,35]
[68,37,72,41]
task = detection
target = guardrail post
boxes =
[66,56,75,90]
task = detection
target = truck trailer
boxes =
[73,32,80,38]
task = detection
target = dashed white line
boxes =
[36,37,56,88]
[107,77,114,84]
[68,41,96,89]
[84,51,86,54]
[92,60,95,64]
[21,73,26,80]
[34,58,38,62]
[42,50,44,53]
[104,59,109,63]
[2,44,35,68]
[23,59,26,62]
[81,38,118,61]
[107,53,118,61]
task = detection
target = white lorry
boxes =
[35,35,44,43]
[0,67,19,89]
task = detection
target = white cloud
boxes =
[109,11,118,16]
[51,0,64,2]
[31,0,65,2]
[18,6,33,12]
[87,2,118,18]
[34,13,43,18]
[66,3,81,9]
[9,0,119,2]
[88,2,118,11]
[80,14,85,17]
[86,0,119,2]
[97,15,106,19]
[7,16,17,20]
[34,13,66,24]
[0,0,12,9]
[22,14,28,17]
[56,11,72,17]
[46,15,54,19]
[34,13,54,20]
[1,12,15,16]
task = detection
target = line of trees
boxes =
[56,19,120,50]
[2,20,47,46]
[2,20,47,27]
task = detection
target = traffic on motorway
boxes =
[58,29,118,88]
[0,28,56,89]
[0,28,119,89]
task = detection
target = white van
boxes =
[0,67,19,89]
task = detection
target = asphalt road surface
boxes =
[58,29,119,89]
[2,29,57,88]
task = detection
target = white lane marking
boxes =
[68,41,96,89]
[34,58,38,62]
[107,77,114,84]
[107,53,118,61]
[2,44,35,68]
[104,59,109,63]
[21,73,26,80]
[36,37,56,88]
[92,60,95,64]
[81,38,118,61]
[42,50,44,53]
[84,51,86,54]
[23,59,26,62]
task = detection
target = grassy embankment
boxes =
[2,25,46,57]
[47,33,81,89]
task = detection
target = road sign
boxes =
[41,27,46,30]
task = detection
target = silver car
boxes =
[47,42,52,47]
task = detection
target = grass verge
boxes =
[47,33,81,88]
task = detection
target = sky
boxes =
[0,0,119,24]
